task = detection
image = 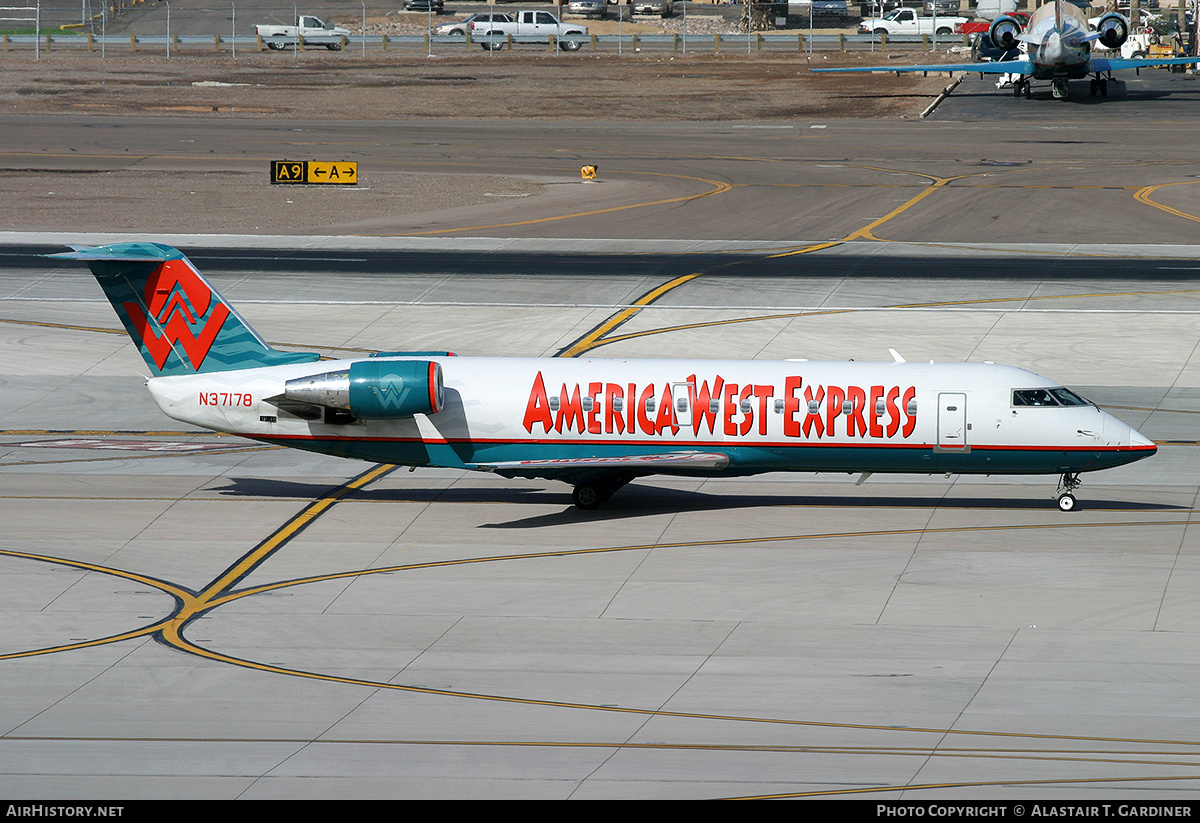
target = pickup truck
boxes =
[256,15,351,51]
[859,7,969,36]
[470,10,588,51]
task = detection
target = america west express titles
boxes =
[521,373,918,440]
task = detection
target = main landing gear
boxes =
[572,484,607,510]
[1012,78,1032,98]
[1089,76,1110,97]
[1056,472,1082,512]
[571,475,632,510]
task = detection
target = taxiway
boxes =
[3,72,1200,798]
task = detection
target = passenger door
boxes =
[532,12,558,35]
[936,392,968,452]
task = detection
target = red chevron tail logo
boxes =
[121,260,230,371]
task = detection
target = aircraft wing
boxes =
[813,60,1034,76]
[476,451,730,482]
[1091,56,1200,72]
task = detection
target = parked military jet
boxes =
[815,0,1200,99]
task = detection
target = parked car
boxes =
[569,0,609,17]
[632,0,674,16]
[789,0,849,20]
[436,12,511,36]
[404,0,444,12]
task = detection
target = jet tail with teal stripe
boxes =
[49,242,320,376]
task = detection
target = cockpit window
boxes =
[1012,387,1091,407]
[1013,389,1056,406]
[1048,387,1090,406]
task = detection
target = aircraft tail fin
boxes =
[48,242,320,377]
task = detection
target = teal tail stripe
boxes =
[48,242,319,376]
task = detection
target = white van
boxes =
[975,0,1018,19]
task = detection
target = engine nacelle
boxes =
[283,360,444,419]
[1094,12,1129,50]
[988,14,1023,51]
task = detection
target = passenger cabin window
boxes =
[1012,387,1090,407]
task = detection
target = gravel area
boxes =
[0,53,950,121]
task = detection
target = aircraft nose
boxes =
[1101,410,1155,455]
[1129,426,1156,452]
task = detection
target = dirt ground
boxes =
[0,50,952,233]
[0,52,951,121]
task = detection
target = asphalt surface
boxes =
[4,62,1200,801]
[931,66,1200,115]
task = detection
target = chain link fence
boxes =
[1,0,1189,56]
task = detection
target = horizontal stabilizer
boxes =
[50,242,184,263]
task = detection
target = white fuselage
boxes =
[1022,2,1093,78]
[144,356,1153,478]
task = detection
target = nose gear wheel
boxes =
[1056,472,1082,512]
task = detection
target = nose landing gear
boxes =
[1056,472,1082,512]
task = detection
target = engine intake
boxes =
[988,14,1023,51]
[1095,12,1129,50]
[283,360,444,419]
